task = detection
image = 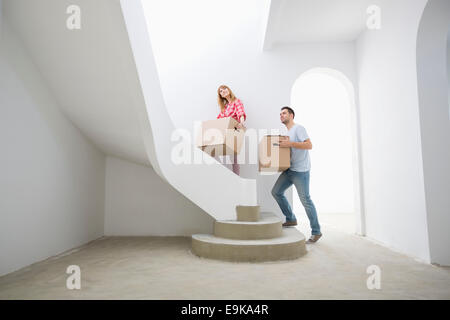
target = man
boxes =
[271,106,322,244]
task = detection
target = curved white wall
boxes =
[356,0,431,262]
[416,0,450,266]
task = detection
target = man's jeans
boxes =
[271,169,321,235]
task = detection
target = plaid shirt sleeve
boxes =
[234,99,246,122]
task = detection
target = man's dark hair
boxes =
[281,106,295,118]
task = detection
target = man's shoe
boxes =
[282,220,297,227]
[306,234,322,243]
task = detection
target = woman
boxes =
[216,85,246,175]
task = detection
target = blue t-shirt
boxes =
[287,124,311,172]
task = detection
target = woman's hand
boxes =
[236,116,246,130]
[236,122,245,130]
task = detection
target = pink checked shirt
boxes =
[217,99,247,123]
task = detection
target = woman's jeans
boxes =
[271,169,321,235]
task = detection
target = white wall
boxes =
[447,32,450,121]
[356,0,430,262]
[0,20,105,276]
[104,156,213,236]
[142,0,358,218]
[416,0,450,266]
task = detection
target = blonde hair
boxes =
[217,85,237,112]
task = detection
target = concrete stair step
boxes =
[236,205,260,222]
[214,212,282,240]
[191,228,307,262]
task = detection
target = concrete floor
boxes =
[314,212,356,235]
[1,221,450,299]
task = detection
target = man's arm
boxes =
[279,137,312,150]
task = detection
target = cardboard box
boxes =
[196,117,246,157]
[258,135,290,172]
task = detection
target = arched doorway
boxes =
[290,68,364,235]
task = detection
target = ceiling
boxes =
[264,0,384,48]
